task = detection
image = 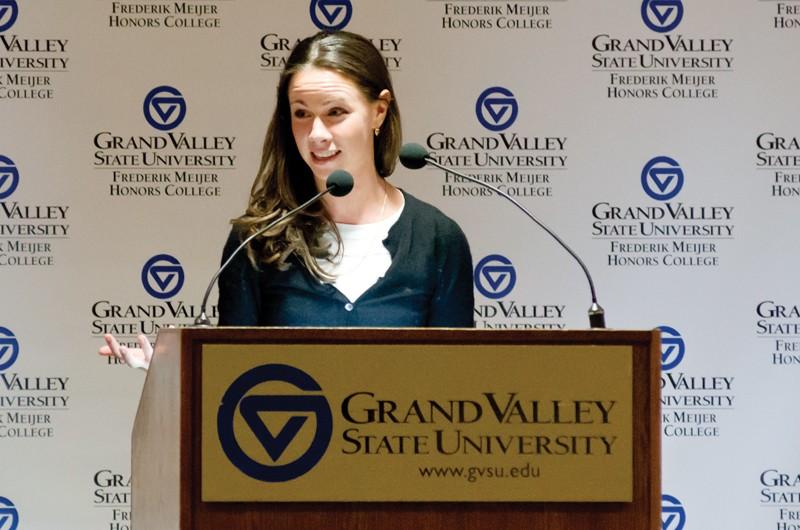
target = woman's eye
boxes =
[292,109,309,118]
[329,107,347,117]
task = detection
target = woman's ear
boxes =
[373,89,392,128]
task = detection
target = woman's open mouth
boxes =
[311,149,341,162]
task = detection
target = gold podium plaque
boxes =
[201,343,632,502]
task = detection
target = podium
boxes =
[132,328,660,530]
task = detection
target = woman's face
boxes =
[288,66,388,187]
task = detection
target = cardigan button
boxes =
[344,303,354,311]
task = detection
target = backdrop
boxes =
[1,1,798,529]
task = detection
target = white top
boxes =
[316,201,404,303]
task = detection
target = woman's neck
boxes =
[322,174,400,224]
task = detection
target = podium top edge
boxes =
[157,327,659,346]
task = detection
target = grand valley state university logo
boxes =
[143,86,187,131]
[475,87,518,132]
[310,0,352,31]
[661,494,686,530]
[0,156,20,200]
[474,254,516,299]
[641,0,683,33]
[141,254,184,300]
[0,496,19,530]
[641,156,684,201]
[0,327,20,372]
[217,364,333,482]
[0,0,18,33]
[659,325,685,371]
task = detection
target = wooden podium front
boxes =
[132,328,660,530]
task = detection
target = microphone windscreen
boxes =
[326,169,355,197]
[399,143,429,170]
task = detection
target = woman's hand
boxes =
[98,333,153,371]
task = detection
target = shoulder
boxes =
[399,190,467,243]
[221,226,262,274]
[222,226,242,258]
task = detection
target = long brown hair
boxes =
[234,31,402,279]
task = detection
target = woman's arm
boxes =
[217,228,262,326]
[427,223,475,327]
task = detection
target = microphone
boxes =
[400,143,606,329]
[326,169,355,196]
[193,169,355,326]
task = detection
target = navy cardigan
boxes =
[217,191,474,327]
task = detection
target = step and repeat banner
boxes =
[1,0,799,528]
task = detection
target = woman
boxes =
[100,31,474,369]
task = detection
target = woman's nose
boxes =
[309,117,332,143]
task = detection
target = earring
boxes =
[374,127,380,137]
